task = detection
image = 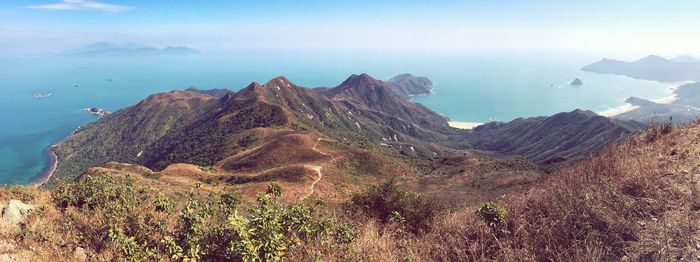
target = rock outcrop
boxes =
[1,200,34,225]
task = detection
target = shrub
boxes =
[45,175,355,261]
[53,174,141,214]
[266,183,283,198]
[642,120,673,143]
[154,191,175,213]
[52,174,164,258]
[349,180,441,234]
[476,202,509,236]
[219,192,241,217]
[167,195,212,261]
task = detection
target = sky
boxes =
[1,0,700,57]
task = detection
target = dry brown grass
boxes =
[411,122,700,261]
[0,187,96,261]
[289,121,700,261]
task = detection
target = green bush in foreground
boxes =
[52,176,355,261]
[349,180,441,234]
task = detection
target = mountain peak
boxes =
[135,90,215,111]
[570,108,597,116]
[248,81,263,88]
[339,73,383,88]
[241,81,264,92]
[264,76,294,89]
[357,73,376,81]
[636,55,668,63]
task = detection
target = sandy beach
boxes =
[448,121,483,130]
[597,80,695,117]
[599,103,641,117]
[30,146,58,188]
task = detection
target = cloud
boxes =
[26,0,131,12]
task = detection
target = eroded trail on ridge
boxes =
[302,138,339,200]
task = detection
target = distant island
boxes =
[582,55,700,82]
[387,73,434,98]
[570,78,583,86]
[61,42,200,57]
[84,107,111,117]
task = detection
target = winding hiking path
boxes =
[302,138,339,200]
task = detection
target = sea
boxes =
[0,50,674,184]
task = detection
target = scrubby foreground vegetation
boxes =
[1,121,699,261]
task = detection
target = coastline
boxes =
[30,145,58,188]
[448,121,483,130]
[30,125,83,187]
[599,104,640,117]
[596,79,694,117]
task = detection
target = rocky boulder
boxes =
[1,200,34,225]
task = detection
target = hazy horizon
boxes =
[1,0,699,58]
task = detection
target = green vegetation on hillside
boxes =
[21,174,354,261]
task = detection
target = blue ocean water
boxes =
[0,51,671,184]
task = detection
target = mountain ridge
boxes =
[470,109,645,161]
[52,74,646,186]
[582,55,700,82]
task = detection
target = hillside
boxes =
[1,120,697,261]
[53,90,217,178]
[184,87,232,97]
[469,109,645,161]
[319,73,451,133]
[52,74,464,184]
[328,120,699,261]
[53,74,650,192]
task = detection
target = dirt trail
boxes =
[302,138,339,200]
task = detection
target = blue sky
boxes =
[1,0,699,56]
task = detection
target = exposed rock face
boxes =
[1,200,34,225]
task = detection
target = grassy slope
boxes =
[292,121,700,261]
[0,121,698,261]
